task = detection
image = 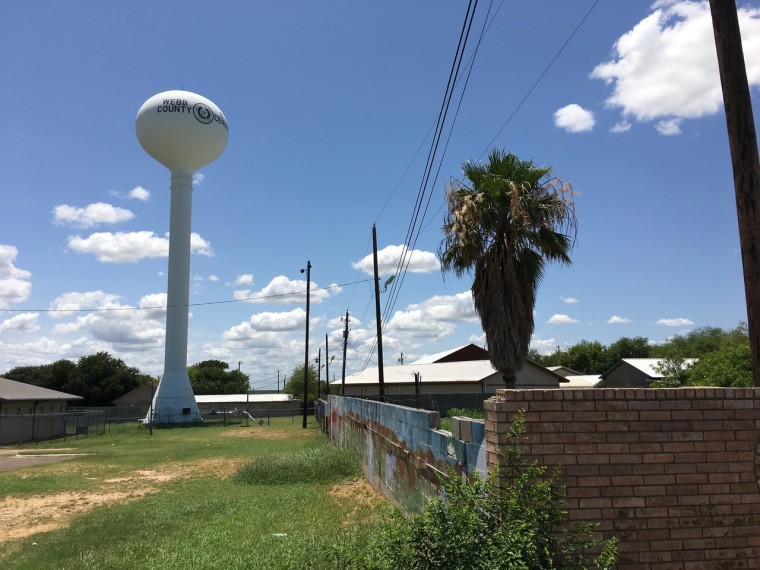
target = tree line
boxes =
[2,354,250,406]
[529,323,751,387]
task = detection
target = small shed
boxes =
[0,377,83,444]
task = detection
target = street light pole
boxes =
[302,261,311,428]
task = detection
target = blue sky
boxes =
[1,1,759,390]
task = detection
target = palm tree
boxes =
[439,149,577,385]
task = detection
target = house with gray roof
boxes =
[0,377,83,444]
[598,358,697,388]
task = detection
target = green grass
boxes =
[439,407,485,432]
[235,439,361,485]
[0,417,388,569]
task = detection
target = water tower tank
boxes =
[136,90,228,174]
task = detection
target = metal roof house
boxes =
[598,358,697,388]
[0,377,83,444]
[338,345,565,397]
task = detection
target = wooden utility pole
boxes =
[325,334,330,397]
[315,348,321,401]
[341,310,349,396]
[709,0,760,386]
[372,225,386,400]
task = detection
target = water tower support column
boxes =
[150,171,201,423]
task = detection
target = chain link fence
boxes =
[0,410,106,445]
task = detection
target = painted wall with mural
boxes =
[324,395,487,513]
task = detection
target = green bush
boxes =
[235,439,361,485]
[333,412,617,569]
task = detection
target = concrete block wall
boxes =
[326,395,487,513]
[485,387,760,569]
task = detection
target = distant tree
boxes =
[73,352,147,405]
[688,344,752,387]
[560,340,608,375]
[188,360,249,395]
[651,325,748,359]
[651,357,694,388]
[439,149,577,385]
[284,364,329,406]
[5,353,152,405]
[49,359,82,394]
[606,336,651,364]
[3,364,53,388]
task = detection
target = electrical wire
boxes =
[478,0,602,160]
[0,279,372,314]
[355,0,480,375]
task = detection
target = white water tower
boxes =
[136,90,228,424]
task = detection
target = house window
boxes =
[17,407,22,415]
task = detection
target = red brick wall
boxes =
[484,388,760,569]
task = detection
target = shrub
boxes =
[333,412,617,569]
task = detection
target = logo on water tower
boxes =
[193,103,214,125]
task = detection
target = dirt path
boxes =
[0,456,244,542]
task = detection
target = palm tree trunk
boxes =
[502,371,517,387]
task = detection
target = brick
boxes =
[645,495,678,507]
[600,464,634,475]
[643,453,676,463]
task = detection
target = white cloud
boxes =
[655,118,682,136]
[128,186,150,201]
[0,312,40,333]
[233,289,252,301]
[53,202,135,228]
[49,290,165,347]
[611,120,632,133]
[0,245,32,308]
[242,275,331,304]
[234,274,254,286]
[223,308,307,343]
[591,1,760,134]
[386,310,455,340]
[402,292,477,323]
[657,317,694,326]
[530,334,558,355]
[49,290,123,317]
[67,231,212,263]
[208,275,219,282]
[607,315,632,324]
[383,291,476,341]
[547,314,580,325]
[560,296,579,304]
[469,332,486,347]
[553,104,595,133]
[352,244,439,276]
[193,173,206,187]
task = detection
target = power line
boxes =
[355,1,481,375]
[0,279,372,314]
[478,0,602,160]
